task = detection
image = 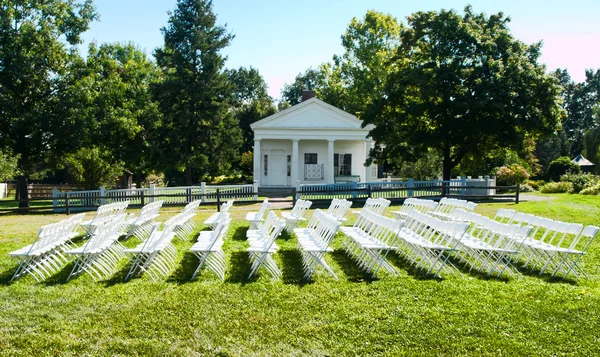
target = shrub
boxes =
[560,172,600,193]
[526,180,546,191]
[540,181,573,193]
[581,184,600,195]
[496,164,530,186]
[519,183,535,192]
[546,156,580,181]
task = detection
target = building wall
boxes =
[258,139,368,186]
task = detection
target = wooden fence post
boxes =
[292,187,297,206]
[140,190,145,207]
[66,195,71,215]
[216,188,221,211]
[515,183,520,204]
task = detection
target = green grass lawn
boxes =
[0,195,599,356]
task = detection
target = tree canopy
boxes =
[362,6,564,180]
[153,0,242,185]
[0,0,97,205]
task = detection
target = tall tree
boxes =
[0,0,96,206]
[320,11,402,117]
[153,0,242,185]
[227,67,276,154]
[556,69,600,156]
[60,42,162,187]
[362,6,563,181]
[280,68,323,106]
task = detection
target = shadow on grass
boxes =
[279,248,309,286]
[330,249,374,283]
[226,251,252,284]
[169,251,201,283]
[42,261,77,286]
[384,250,446,281]
[230,226,248,241]
[0,266,16,285]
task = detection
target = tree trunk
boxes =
[441,144,452,197]
[442,144,452,181]
[16,175,29,208]
[185,166,192,186]
[135,172,143,188]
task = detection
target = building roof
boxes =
[250,97,374,131]
[572,154,595,166]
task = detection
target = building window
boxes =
[263,155,268,176]
[334,153,352,176]
[304,153,318,165]
[287,155,291,176]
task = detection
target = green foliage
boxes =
[546,156,581,181]
[228,67,276,153]
[583,123,600,174]
[362,6,563,180]
[0,148,21,182]
[555,69,600,156]
[153,0,242,185]
[496,164,530,186]
[0,0,97,204]
[580,183,600,195]
[560,172,600,193]
[540,181,573,193]
[64,147,123,189]
[318,11,402,117]
[239,151,254,175]
[526,180,546,191]
[280,68,323,105]
[535,130,571,176]
[61,42,162,178]
[392,149,442,180]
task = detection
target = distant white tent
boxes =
[572,154,596,172]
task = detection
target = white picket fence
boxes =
[52,182,258,212]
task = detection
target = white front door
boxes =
[270,150,287,186]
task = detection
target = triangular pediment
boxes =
[251,98,371,130]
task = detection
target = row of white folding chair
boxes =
[394,209,470,278]
[492,208,600,280]
[65,214,128,281]
[80,201,129,238]
[430,198,476,220]
[340,210,402,277]
[9,213,85,282]
[294,209,341,280]
[449,208,533,278]
[125,200,164,240]
[351,197,391,217]
[204,200,234,228]
[247,215,286,280]
[391,198,438,221]
[326,198,352,222]
[124,220,179,281]
[508,213,592,277]
[171,200,201,240]
[282,199,313,233]
[190,213,232,280]
[246,199,271,229]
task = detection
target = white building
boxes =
[251,96,376,188]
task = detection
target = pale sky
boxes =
[80,0,600,99]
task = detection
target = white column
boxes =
[327,139,335,184]
[364,140,373,183]
[253,139,261,186]
[291,139,299,187]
